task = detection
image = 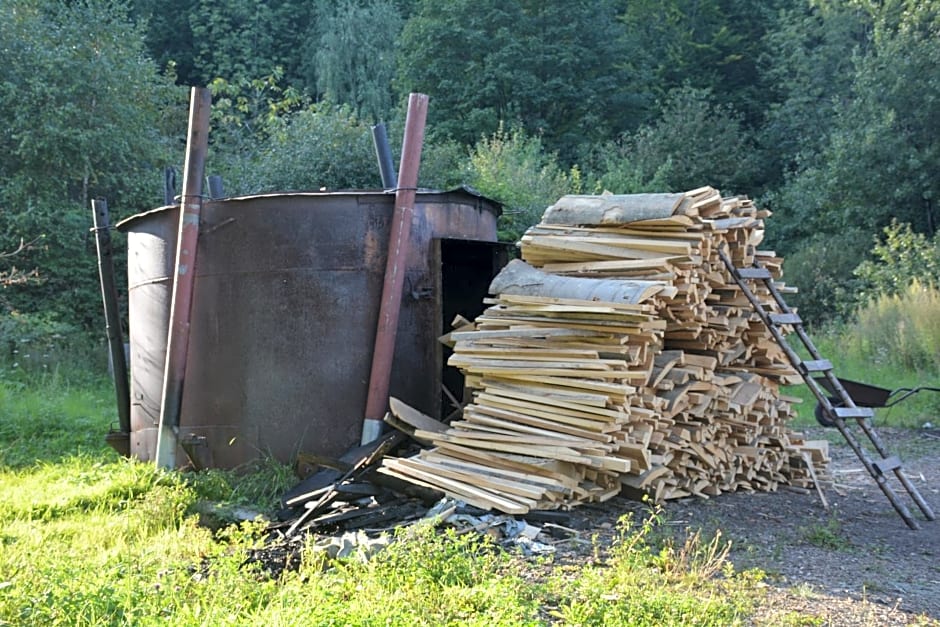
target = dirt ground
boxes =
[561,426,940,626]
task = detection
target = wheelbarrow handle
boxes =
[885,386,940,407]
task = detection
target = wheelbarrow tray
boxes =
[813,377,893,408]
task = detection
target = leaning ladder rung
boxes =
[801,359,833,373]
[872,456,902,474]
[769,312,802,326]
[737,267,772,280]
[719,246,932,528]
[833,406,874,419]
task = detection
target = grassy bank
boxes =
[786,283,940,429]
[0,368,765,625]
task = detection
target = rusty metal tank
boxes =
[117,188,503,468]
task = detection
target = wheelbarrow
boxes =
[813,377,940,427]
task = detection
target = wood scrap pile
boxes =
[381,188,830,514]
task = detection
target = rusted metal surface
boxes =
[155,86,211,469]
[363,93,429,444]
[91,198,131,444]
[118,189,500,468]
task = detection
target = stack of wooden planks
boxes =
[380,188,830,513]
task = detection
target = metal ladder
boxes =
[718,247,936,530]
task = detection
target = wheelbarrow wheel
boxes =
[814,397,842,428]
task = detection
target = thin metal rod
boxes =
[207,175,224,200]
[371,122,398,189]
[155,86,211,469]
[164,167,176,206]
[362,94,429,444]
[91,198,131,439]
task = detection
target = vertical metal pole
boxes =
[155,87,211,469]
[164,167,177,206]
[91,198,131,439]
[361,94,429,444]
[371,122,398,189]
[207,175,224,200]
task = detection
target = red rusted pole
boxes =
[155,86,211,468]
[362,93,429,444]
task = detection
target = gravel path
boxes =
[560,427,940,625]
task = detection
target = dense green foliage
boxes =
[1,0,939,339]
[0,0,181,338]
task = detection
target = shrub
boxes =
[853,281,940,372]
[854,220,940,299]
[780,229,869,326]
[464,125,576,241]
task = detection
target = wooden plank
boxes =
[540,258,688,275]
[620,465,671,489]
[450,327,599,341]
[478,378,611,407]
[436,428,610,457]
[482,385,627,420]
[475,393,619,427]
[431,442,582,489]
[453,364,647,380]
[421,450,575,494]
[526,235,693,255]
[448,419,614,453]
[378,462,529,514]
[473,397,621,433]
[539,193,688,225]
[389,397,448,434]
[395,456,546,502]
[495,292,658,313]
[495,374,634,397]
[464,407,615,443]
[522,236,675,260]
[427,432,611,467]
[490,259,670,303]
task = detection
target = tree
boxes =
[0,0,181,330]
[397,0,639,162]
[130,0,198,83]
[758,2,872,186]
[463,125,577,240]
[186,0,313,87]
[855,221,940,298]
[249,103,382,192]
[593,86,757,195]
[619,0,786,131]
[766,0,940,251]
[312,0,403,122]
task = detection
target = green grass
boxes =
[782,283,940,429]
[799,516,851,551]
[0,368,772,626]
[12,302,937,626]
[0,372,117,467]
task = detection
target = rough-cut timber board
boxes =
[389,397,448,434]
[379,461,530,514]
[540,193,690,225]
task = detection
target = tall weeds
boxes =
[851,281,940,372]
